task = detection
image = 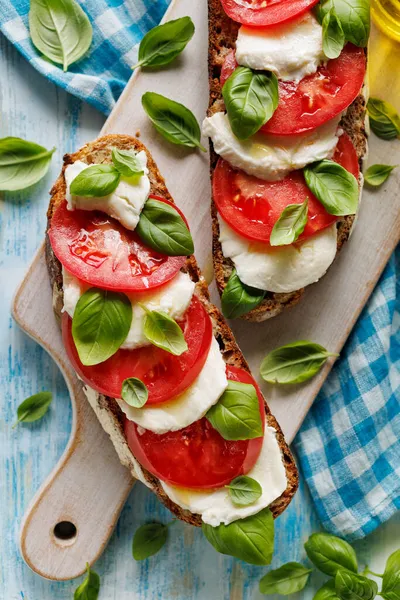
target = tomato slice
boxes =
[213,133,359,243]
[62,296,213,405]
[124,365,265,489]
[49,196,188,293]
[220,0,320,27]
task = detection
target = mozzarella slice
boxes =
[117,337,228,434]
[64,151,150,231]
[202,113,341,181]
[218,215,338,293]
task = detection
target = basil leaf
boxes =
[222,67,279,140]
[314,580,341,600]
[260,341,337,384]
[72,288,132,366]
[270,198,308,246]
[367,98,400,140]
[335,570,378,600]
[206,380,263,440]
[221,269,265,319]
[226,476,262,507]
[29,0,93,72]
[0,137,55,191]
[121,378,148,408]
[316,0,370,47]
[381,549,400,600]
[70,165,121,198]
[14,392,52,428]
[142,92,206,151]
[74,562,100,600]
[322,10,345,59]
[365,164,397,187]
[304,159,359,216]
[304,532,358,577]
[132,523,168,561]
[142,309,188,356]
[111,148,144,178]
[259,562,312,596]
[202,507,274,566]
[136,198,194,256]
[133,16,195,69]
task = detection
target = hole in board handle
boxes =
[53,521,77,546]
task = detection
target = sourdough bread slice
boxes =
[207,0,368,321]
[45,134,298,527]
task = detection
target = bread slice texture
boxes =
[45,134,299,527]
[207,0,368,321]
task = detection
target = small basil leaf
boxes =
[29,0,93,72]
[111,148,144,178]
[0,137,55,191]
[315,0,370,47]
[335,570,378,600]
[206,380,263,440]
[221,269,265,319]
[304,159,359,216]
[142,92,206,151]
[202,507,274,566]
[381,548,400,600]
[121,378,148,408]
[367,98,400,140]
[133,16,195,69]
[259,562,312,596]
[74,562,100,600]
[365,164,397,187]
[142,309,188,356]
[260,341,337,384]
[70,165,121,198]
[222,67,279,140]
[136,198,194,256]
[14,392,52,428]
[72,288,132,366]
[322,10,345,59]
[314,580,341,600]
[270,198,308,246]
[226,476,262,507]
[304,532,358,577]
[132,523,168,561]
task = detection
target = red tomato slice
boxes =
[49,196,188,293]
[62,296,213,405]
[124,365,265,489]
[220,0,320,27]
[213,133,359,243]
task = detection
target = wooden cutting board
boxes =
[12,0,400,582]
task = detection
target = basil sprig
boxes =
[132,522,168,560]
[304,160,359,216]
[322,10,345,59]
[259,562,312,596]
[316,0,370,47]
[221,269,265,319]
[29,0,93,72]
[270,199,308,246]
[13,392,52,428]
[365,164,397,187]
[111,148,144,177]
[202,508,274,566]
[226,476,262,507]
[142,92,206,151]
[222,67,279,140]
[74,563,100,600]
[305,533,358,577]
[314,580,340,600]
[72,288,132,366]
[367,98,400,141]
[121,378,148,408]
[136,198,194,256]
[133,16,195,70]
[382,549,400,600]
[142,307,188,355]
[335,570,378,600]
[0,137,55,192]
[206,380,263,440]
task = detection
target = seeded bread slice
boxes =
[45,134,298,527]
[207,0,368,321]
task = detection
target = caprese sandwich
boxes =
[204,0,369,320]
[45,134,298,564]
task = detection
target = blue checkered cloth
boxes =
[1,0,399,542]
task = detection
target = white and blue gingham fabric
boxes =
[1,0,399,542]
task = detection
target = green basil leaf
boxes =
[260,341,337,384]
[0,137,55,191]
[202,507,274,566]
[74,562,100,600]
[381,548,400,600]
[14,392,52,428]
[142,309,188,356]
[226,476,262,507]
[142,92,206,151]
[315,0,370,47]
[136,198,194,256]
[206,380,263,440]
[365,164,397,187]
[335,570,378,600]
[132,523,168,561]
[259,562,312,596]
[322,10,345,59]
[367,98,400,140]
[221,269,265,319]
[29,0,93,72]
[72,288,132,366]
[304,532,358,577]
[222,67,279,140]
[314,580,341,600]
[111,148,144,178]
[121,378,148,408]
[304,159,359,216]
[270,198,308,246]
[69,164,120,197]
[133,16,195,69]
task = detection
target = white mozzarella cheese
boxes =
[117,337,228,434]
[218,215,338,293]
[64,151,150,231]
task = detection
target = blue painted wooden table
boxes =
[1,28,399,600]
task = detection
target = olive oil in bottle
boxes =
[371,0,400,42]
